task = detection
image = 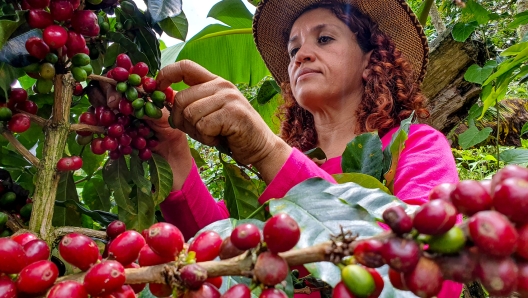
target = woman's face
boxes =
[287,8,371,112]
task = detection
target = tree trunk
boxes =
[518,0,528,40]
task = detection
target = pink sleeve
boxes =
[159,161,229,240]
[259,148,336,204]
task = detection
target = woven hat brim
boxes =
[253,0,429,85]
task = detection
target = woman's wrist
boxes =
[252,137,292,184]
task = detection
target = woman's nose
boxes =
[294,43,315,64]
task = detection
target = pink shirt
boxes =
[160,124,461,297]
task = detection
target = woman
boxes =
[122,0,461,296]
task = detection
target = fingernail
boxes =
[109,95,116,103]
[168,114,176,129]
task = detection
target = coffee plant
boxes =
[0,0,528,297]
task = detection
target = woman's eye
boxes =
[318,36,332,43]
[289,48,299,57]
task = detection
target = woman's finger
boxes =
[156,60,218,91]
[99,81,122,109]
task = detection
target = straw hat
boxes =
[252,0,429,85]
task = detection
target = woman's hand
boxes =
[157,60,291,182]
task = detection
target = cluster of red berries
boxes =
[341,164,528,298]
[0,89,37,134]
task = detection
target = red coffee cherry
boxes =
[9,88,28,103]
[71,156,83,170]
[381,237,420,273]
[353,239,385,268]
[492,177,528,225]
[382,205,413,235]
[403,257,443,298]
[163,87,175,105]
[26,37,50,60]
[259,288,287,298]
[491,164,528,194]
[183,282,221,298]
[180,264,208,290]
[132,62,149,77]
[7,114,31,133]
[16,260,59,294]
[146,222,184,258]
[138,148,152,161]
[206,276,222,289]
[59,233,100,271]
[450,180,492,215]
[189,230,223,262]
[254,252,288,286]
[79,111,98,125]
[11,232,38,246]
[108,230,146,265]
[43,25,68,49]
[474,256,518,296]
[220,283,250,298]
[99,109,116,126]
[388,267,407,291]
[107,123,124,138]
[28,9,54,29]
[147,138,159,149]
[0,238,27,274]
[0,276,17,298]
[218,237,245,260]
[138,244,174,267]
[23,239,50,264]
[412,199,457,235]
[105,284,136,298]
[49,0,74,21]
[102,136,118,151]
[230,223,261,251]
[16,100,38,115]
[518,224,528,260]
[142,77,157,93]
[428,183,455,201]
[365,268,384,298]
[112,67,130,82]
[91,138,106,155]
[263,213,300,253]
[106,220,126,239]
[71,10,100,36]
[149,283,173,297]
[119,134,133,147]
[116,54,133,71]
[66,31,87,53]
[435,248,478,284]
[518,262,528,297]
[83,260,126,296]
[26,0,50,8]
[468,210,518,257]
[57,157,74,171]
[119,99,134,115]
[332,281,355,298]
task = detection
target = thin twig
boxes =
[15,109,47,126]
[88,74,147,94]
[53,226,107,240]
[70,123,105,134]
[1,131,40,167]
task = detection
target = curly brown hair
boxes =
[278,1,430,152]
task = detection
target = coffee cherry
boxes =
[7,114,31,133]
[353,239,385,268]
[108,230,146,265]
[119,99,134,115]
[138,244,174,266]
[492,177,528,225]
[218,237,245,260]
[220,284,250,298]
[381,237,420,273]
[142,77,157,93]
[107,220,126,239]
[16,100,38,115]
[180,264,208,290]
[49,0,73,21]
[57,157,74,171]
[118,134,133,147]
[341,264,375,297]
[9,88,28,103]
[151,90,166,103]
[102,136,118,151]
[230,223,261,251]
[72,53,91,67]
[468,210,518,257]
[126,86,139,101]
[84,260,126,296]
[259,288,287,298]
[382,205,413,235]
[427,226,466,254]
[263,213,300,253]
[26,37,50,60]
[11,232,38,246]
[429,183,456,201]
[138,148,152,161]
[388,267,407,290]
[518,262,528,296]
[365,268,384,298]
[183,282,221,298]
[59,233,100,271]
[105,284,136,298]
[116,54,133,71]
[71,156,83,170]
[39,62,56,80]
[128,74,142,86]
[206,276,223,289]
[28,9,54,29]
[474,256,518,296]
[491,165,528,194]
[332,281,355,298]
[517,224,528,260]
[137,124,151,137]
[413,199,457,235]
[149,283,173,297]
[123,263,146,294]
[254,252,288,286]
[79,111,98,126]
[403,257,443,298]
[0,238,27,274]
[27,0,50,8]
[66,31,87,53]
[435,248,477,284]
[147,138,159,149]
[91,138,106,155]
[189,230,223,262]
[131,136,147,150]
[71,10,100,36]
[132,62,149,77]
[43,25,68,49]
[450,180,492,215]
[146,222,184,258]
[16,260,58,294]
[23,239,50,264]
[119,145,133,155]
[99,109,116,126]
[0,276,17,298]
[164,87,175,105]
[0,107,12,121]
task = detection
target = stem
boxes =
[53,226,107,240]
[15,109,47,126]
[69,123,105,134]
[87,74,147,94]
[418,0,434,26]
[1,131,40,166]
[29,74,75,244]
[245,201,269,219]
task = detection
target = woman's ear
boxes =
[362,50,374,80]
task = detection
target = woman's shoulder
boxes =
[381,123,444,147]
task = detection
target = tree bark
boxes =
[29,74,75,244]
[518,0,528,40]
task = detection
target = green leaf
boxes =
[160,42,184,69]
[146,0,182,23]
[256,80,279,104]
[304,147,327,161]
[332,173,391,194]
[162,24,269,88]
[250,93,281,134]
[221,160,264,220]
[341,132,383,180]
[118,185,156,232]
[461,0,490,25]
[53,172,82,227]
[0,10,25,51]
[81,147,106,176]
[17,74,37,90]
[135,27,161,75]
[500,149,528,165]
[502,42,528,57]
[104,42,125,68]
[56,199,118,226]
[148,153,173,205]
[458,126,493,149]
[102,156,134,213]
[130,153,152,195]
[521,122,528,137]
[452,21,478,42]
[189,148,207,168]
[508,11,528,29]
[82,177,112,212]
[0,147,31,168]
[464,61,497,84]
[0,62,23,98]
[207,0,253,29]
[382,115,412,192]
[269,178,416,288]
[159,11,188,41]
